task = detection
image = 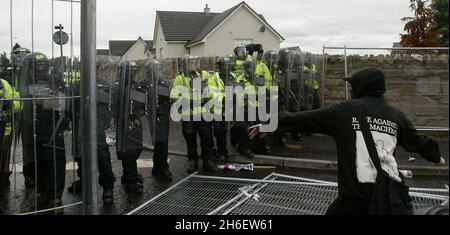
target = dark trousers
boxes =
[230,121,251,153]
[34,158,66,200]
[212,121,228,156]
[153,115,170,173]
[153,140,169,173]
[22,143,66,200]
[0,124,12,178]
[117,149,142,183]
[182,121,213,162]
[76,145,115,189]
[325,195,370,215]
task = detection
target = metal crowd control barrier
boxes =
[0,0,97,215]
[322,46,449,132]
[128,172,449,215]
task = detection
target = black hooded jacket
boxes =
[278,68,441,200]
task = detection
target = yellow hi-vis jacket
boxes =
[254,60,278,105]
[173,71,215,118]
[303,64,320,90]
[1,78,22,136]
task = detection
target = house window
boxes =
[233,39,253,49]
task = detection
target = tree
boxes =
[400,0,439,47]
[430,0,449,46]
[0,52,10,68]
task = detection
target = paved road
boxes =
[1,146,448,215]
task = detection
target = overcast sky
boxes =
[0,0,413,57]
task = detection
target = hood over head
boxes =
[345,67,386,99]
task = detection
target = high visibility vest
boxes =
[1,79,22,136]
[303,64,319,90]
[208,72,225,116]
[172,71,214,117]
[255,61,278,104]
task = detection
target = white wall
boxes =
[189,43,205,56]
[123,40,151,60]
[154,17,189,59]
[165,42,189,58]
[195,6,281,57]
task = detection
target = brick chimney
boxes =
[204,4,211,14]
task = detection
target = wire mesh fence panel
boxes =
[323,47,449,130]
[129,173,449,215]
[0,0,85,215]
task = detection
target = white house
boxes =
[153,1,284,58]
[97,37,155,60]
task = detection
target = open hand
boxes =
[248,124,262,140]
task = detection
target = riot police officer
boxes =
[67,69,115,205]
[302,53,321,111]
[145,59,173,182]
[212,57,229,162]
[263,50,287,147]
[173,55,218,173]
[246,44,272,154]
[230,59,255,159]
[19,52,67,209]
[0,78,21,190]
[113,60,145,194]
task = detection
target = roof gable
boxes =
[109,38,154,57]
[186,3,241,46]
[186,1,284,47]
[109,40,136,56]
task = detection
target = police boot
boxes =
[24,177,35,189]
[203,160,219,172]
[241,149,255,159]
[263,145,272,155]
[218,154,228,163]
[187,160,198,174]
[0,172,11,190]
[280,137,288,147]
[68,179,82,195]
[291,133,303,141]
[102,188,114,205]
[153,169,173,182]
[124,181,143,195]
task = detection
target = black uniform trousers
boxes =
[182,120,214,163]
[152,115,170,173]
[212,120,228,157]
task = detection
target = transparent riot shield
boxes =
[301,53,315,111]
[115,60,148,154]
[276,49,290,111]
[145,59,172,157]
[14,51,71,214]
[291,51,303,112]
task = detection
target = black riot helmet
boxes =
[118,60,138,82]
[22,52,50,82]
[216,56,234,78]
[145,59,161,83]
[277,48,290,72]
[179,55,200,77]
[302,52,314,67]
[234,45,246,60]
[11,48,31,68]
[242,60,254,78]
[264,50,278,72]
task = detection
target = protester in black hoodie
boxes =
[249,67,445,215]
